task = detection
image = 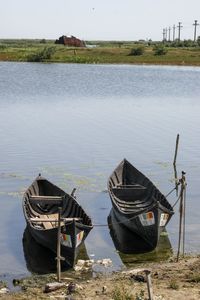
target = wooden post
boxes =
[177,171,186,262]
[173,134,180,196]
[144,270,153,300]
[56,207,62,282]
[182,176,187,257]
[173,164,178,196]
[173,134,179,166]
[71,188,76,198]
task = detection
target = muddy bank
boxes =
[1,255,200,299]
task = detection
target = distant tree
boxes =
[118,42,123,48]
[0,44,7,50]
[183,39,195,47]
[40,39,46,44]
[197,36,200,46]
[129,47,145,56]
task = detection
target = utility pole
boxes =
[165,27,168,41]
[162,28,166,42]
[168,26,171,42]
[177,22,183,42]
[173,25,176,41]
[193,20,199,42]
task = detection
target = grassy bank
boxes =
[0,39,200,66]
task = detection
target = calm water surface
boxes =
[0,62,200,281]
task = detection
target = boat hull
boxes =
[27,220,90,267]
[23,175,93,268]
[109,203,172,250]
[108,159,174,251]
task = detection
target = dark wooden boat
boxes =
[23,226,89,274]
[23,175,93,268]
[108,209,172,257]
[108,159,174,250]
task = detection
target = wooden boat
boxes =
[108,209,172,256]
[23,174,93,268]
[23,226,89,274]
[108,159,174,250]
[108,209,154,253]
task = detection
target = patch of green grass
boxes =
[168,279,179,290]
[112,285,135,300]
[135,290,145,300]
[187,273,200,283]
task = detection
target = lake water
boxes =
[0,62,200,283]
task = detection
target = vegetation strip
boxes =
[0,39,200,66]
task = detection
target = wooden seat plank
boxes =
[29,195,63,205]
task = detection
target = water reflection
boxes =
[22,227,89,274]
[1,62,200,277]
[108,209,172,265]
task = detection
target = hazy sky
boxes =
[1,0,200,41]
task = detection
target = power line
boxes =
[162,20,199,42]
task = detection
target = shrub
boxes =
[40,39,46,44]
[129,47,144,56]
[27,46,55,62]
[197,36,200,46]
[0,44,7,50]
[154,45,168,56]
[112,285,134,300]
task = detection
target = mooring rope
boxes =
[172,193,182,208]
[165,186,178,198]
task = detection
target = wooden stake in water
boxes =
[56,207,62,282]
[173,134,180,166]
[182,178,187,257]
[177,171,186,262]
[173,134,180,196]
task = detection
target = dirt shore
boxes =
[1,255,200,300]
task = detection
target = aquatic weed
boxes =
[0,280,7,288]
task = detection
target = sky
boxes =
[0,0,200,41]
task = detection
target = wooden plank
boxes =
[41,214,53,229]
[116,184,146,189]
[29,195,63,205]
[30,217,82,222]
[30,196,63,200]
[44,282,65,293]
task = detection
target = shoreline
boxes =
[1,59,200,68]
[1,254,200,299]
